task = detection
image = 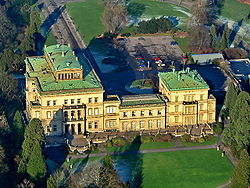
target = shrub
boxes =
[181,134,192,142]
[111,137,127,146]
[223,48,248,59]
[211,122,223,134]
[137,17,173,34]
[141,135,154,143]
[154,134,173,142]
[204,134,213,141]
[198,137,205,143]
[106,140,113,147]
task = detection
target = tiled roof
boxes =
[158,69,209,91]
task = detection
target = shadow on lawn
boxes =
[114,135,144,188]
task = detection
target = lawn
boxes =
[173,36,190,53]
[220,0,250,22]
[141,149,233,188]
[45,31,57,46]
[66,0,105,45]
[66,0,190,45]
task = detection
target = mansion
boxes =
[25,44,216,136]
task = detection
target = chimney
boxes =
[44,45,47,48]
[172,68,175,74]
[73,51,75,56]
[62,51,64,57]
[76,57,78,61]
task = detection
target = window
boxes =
[149,110,153,116]
[71,99,74,105]
[140,111,145,116]
[184,95,194,102]
[122,122,128,130]
[199,114,203,121]
[53,100,56,106]
[53,125,57,132]
[64,99,68,105]
[174,105,179,112]
[88,122,92,129]
[200,94,204,100]
[32,82,35,85]
[199,104,204,111]
[148,120,153,128]
[47,100,51,106]
[157,110,161,115]
[208,104,213,111]
[88,98,92,103]
[209,113,213,121]
[88,108,92,116]
[94,108,99,115]
[77,98,81,104]
[185,106,196,114]
[94,122,98,129]
[174,116,178,123]
[131,121,136,131]
[132,111,136,117]
[123,112,127,117]
[71,111,75,118]
[53,111,57,118]
[157,120,162,128]
[77,110,81,119]
[64,111,68,119]
[94,97,98,103]
[47,111,51,119]
[105,120,116,128]
[140,121,145,129]
[35,111,40,118]
[106,106,116,114]
[32,89,36,92]
[175,96,179,102]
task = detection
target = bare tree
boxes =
[188,25,211,50]
[189,0,209,27]
[103,2,128,33]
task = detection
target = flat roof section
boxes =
[159,69,209,91]
[121,94,165,107]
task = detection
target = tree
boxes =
[189,0,209,26]
[0,145,9,185]
[27,141,46,180]
[210,24,217,48]
[103,2,128,33]
[224,82,239,113]
[13,110,25,148]
[18,118,45,175]
[47,175,56,188]
[219,31,227,50]
[222,91,250,157]
[231,150,250,188]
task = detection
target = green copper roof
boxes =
[25,45,102,93]
[44,44,81,71]
[158,69,209,91]
[121,94,165,107]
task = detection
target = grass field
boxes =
[66,0,105,45]
[66,0,190,45]
[173,37,190,53]
[141,149,233,188]
[220,0,250,22]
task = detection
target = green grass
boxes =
[45,31,57,46]
[182,136,218,147]
[66,0,105,45]
[107,142,175,152]
[141,149,233,188]
[220,0,250,22]
[173,37,190,53]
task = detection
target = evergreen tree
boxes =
[210,24,217,48]
[47,175,56,188]
[222,91,250,157]
[224,82,239,114]
[18,118,45,174]
[27,141,46,181]
[219,31,227,49]
[224,24,230,46]
[231,150,250,188]
[13,110,25,148]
